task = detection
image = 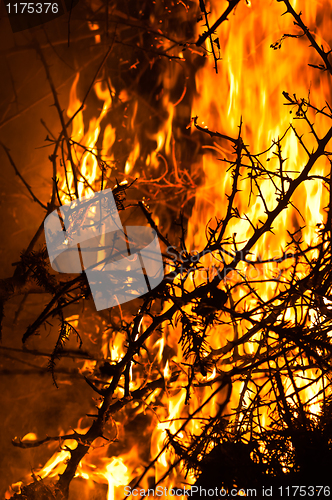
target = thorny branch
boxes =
[196,0,221,73]
[196,0,241,48]
[277,0,332,75]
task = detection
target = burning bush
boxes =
[1,0,332,498]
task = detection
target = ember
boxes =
[1,0,332,499]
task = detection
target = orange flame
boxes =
[9,1,332,497]
[188,0,331,424]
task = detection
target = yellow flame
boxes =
[21,432,37,441]
[103,458,130,500]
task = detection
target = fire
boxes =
[104,458,130,500]
[21,432,38,442]
[37,448,73,479]
[6,0,332,497]
[61,73,116,202]
[187,0,332,432]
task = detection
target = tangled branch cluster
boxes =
[2,0,332,498]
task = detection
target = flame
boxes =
[102,458,130,500]
[37,448,73,479]
[60,74,116,202]
[21,432,38,441]
[10,1,332,497]
[187,0,332,432]
[88,22,101,44]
